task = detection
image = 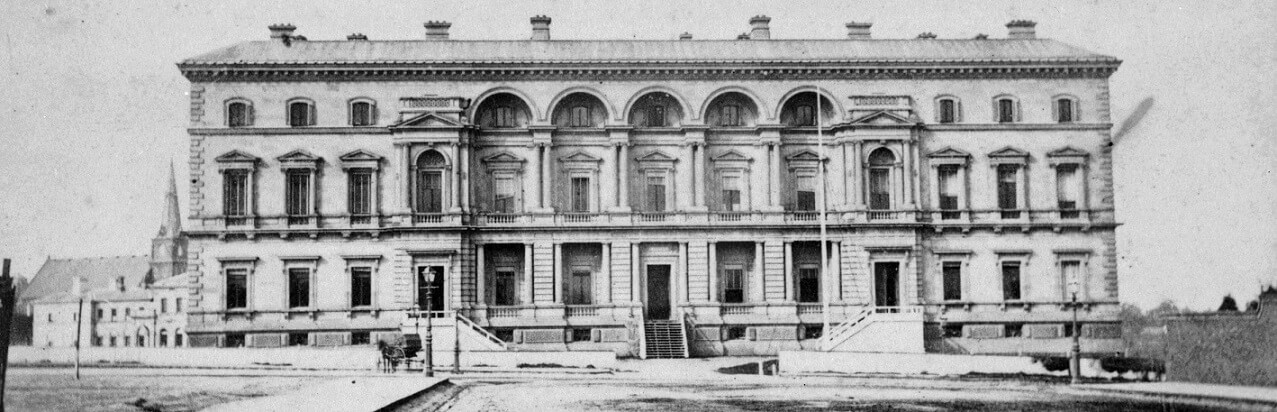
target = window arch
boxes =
[348,98,377,126]
[225,99,253,127]
[935,95,962,124]
[627,92,685,128]
[704,92,759,127]
[867,148,897,211]
[286,98,316,127]
[475,93,533,128]
[993,95,1020,123]
[1053,95,1080,123]
[779,92,836,127]
[415,150,449,213]
[551,92,608,128]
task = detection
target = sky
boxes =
[0,0,1273,310]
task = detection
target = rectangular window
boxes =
[351,267,372,307]
[942,262,962,301]
[802,325,824,340]
[998,99,1015,123]
[798,267,819,303]
[649,106,666,127]
[1057,99,1074,123]
[223,171,248,217]
[226,268,248,309]
[567,269,592,305]
[110,337,117,347]
[571,328,592,342]
[348,170,373,216]
[495,106,514,128]
[288,268,310,308]
[722,268,744,303]
[726,326,747,340]
[175,298,182,312]
[869,168,891,210]
[721,175,741,211]
[1002,262,1022,301]
[418,171,443,213]
[225,333,245,348]
[288,333,309,346]
[228,103,250,127]
[796,105,814,126]
[570,177,590,212]
[1004,323,1024,338]
[938,165,960,220]
[942,324,964,338]
[285,170,310,217]
[1056,165,1080,219]
[570,106,591,127]
[1061,260,1082,298]
[494,268,517,306]
[289,102,313,127]
[350,102,373,126]
[493,176,517,213]
[721,105,740,126]
[160,299,168,313]
[796,175,816,211]
[939,99,956,123]
[997,165,1019,219]
[646,176,666,212]
[351,331,371,345]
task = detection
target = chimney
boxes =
[679,32,693,41]
[71,277,82,296]
[1007,20,1037,39]
[736,33,751,40]
[425,21,451,40]
[530,15,552,40]
[749,15,771,40]
[268,24,296,44]
[347,33,368,41]
[917,32,937,39]
[845,22,872,39]
[115,276,126,292]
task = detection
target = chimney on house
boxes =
[71,277,83,296]
[347,33,368,41]
[917,32,937,39]
[679,32,693,40]
[1006,20,1037,39]
[749,15,771,40]
[115,276,126,292]
[530,15,552,40]
[845,22,872,39]
[268,24,296,44]
[425,21,451,40]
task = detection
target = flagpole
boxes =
[816,88,831,346]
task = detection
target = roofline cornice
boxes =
[177,60,1120,82]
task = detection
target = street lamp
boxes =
[1069,280,1081,385]
[421,268,436,378]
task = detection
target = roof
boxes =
[21,256,152,305]
[150,272,192,289]
[181,39,1118,66]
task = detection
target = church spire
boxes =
[158,162,181,237]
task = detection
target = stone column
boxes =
[631,243,641,304]
[679,144,694,210]
[541,146,552,211]
[475,244,486,305]
[829,241,841,301]
[707,241,718,302]
[552,242,563,304]
[851,141,864,209]
[694,144,706,208]
[399,145,411,214]
[451,143,462,212]
[460,143,470,212]
[522,244,533,305]
[603,146,618,211]
[601,243,612,304]
[619,144,631,210]
[677,242,688,304]
[530,145,543,210]
[783,241,794,302]
[769,143,781,208]
[752,242,765,303]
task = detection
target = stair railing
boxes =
[821,308,872,351]
[455,311,507,350]
[637,311,648,360]
[678,311,691,358]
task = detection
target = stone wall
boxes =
[1165,310,1277,387]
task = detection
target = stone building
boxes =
[28,168,190,348]
[178,16,1123,356]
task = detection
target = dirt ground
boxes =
[4,368,332,412]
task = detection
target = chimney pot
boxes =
[736,33,751,40]
[679,32,693,40]
[917,32,937,39]
[749,15,771,40]
[530,15,552,40]
[268,24,296,44]
[1006,20,1037,39]
[347,33,368,41]
[845,22,872,39]
[425,21,452,40]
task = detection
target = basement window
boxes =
[942,324,964,338]
[225,333,245,348]
[351,331,370,345]
[570,328,592,342]
[493,329,515,343]
[288,333,309,346]
[726,326,747,341]
[801,325,823,340]
[1004,323,1024,338]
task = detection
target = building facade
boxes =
[179,16,1123,356]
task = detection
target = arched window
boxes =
[779,92,835,127]
[1054,96,1079,123]
[287,99,316,127]
[867,148,896,210]
[994,95,1019,123]
[705,92,759,127]
[935,96,961,124]
[349,99,376,126]
[174,328,184,347]
[628,92,684,128]
[552,93,607,128]
[159,328,169,347]
[415,150,448,213]
[475,93,533,128]
[226,100,253,127]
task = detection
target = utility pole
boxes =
[1070,285,1082,385]
[452,311,461,374]
[1,258,15,412]
[816,87,831,345]
[74,298,83,380]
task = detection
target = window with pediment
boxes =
[559,152,602,212]
[636,151,678,212]
[340,150,382,221]
[1048,147,1089,220]
[278,150,321,223]
[216,151,259,224]
[928,147,971,220]
[482,153,526,213]
[712,150,752,212]
[989,147,1029,219]
[786,151,825,211]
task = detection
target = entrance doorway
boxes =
[417,265,446,311]
[645,265,671,320]
[874,262,900,307]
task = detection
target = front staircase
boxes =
[643,320,689,359]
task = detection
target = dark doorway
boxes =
[646,265,671,320]
[874,262,900,307]
[417,266,446,312]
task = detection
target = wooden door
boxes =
[646,265,671,320]
[874,262,899,307]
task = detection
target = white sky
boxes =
[0,0,1272,310]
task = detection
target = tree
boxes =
[1218,295,1239,312]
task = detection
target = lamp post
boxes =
[422,269,436,378]
[1069,280,1081,385]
